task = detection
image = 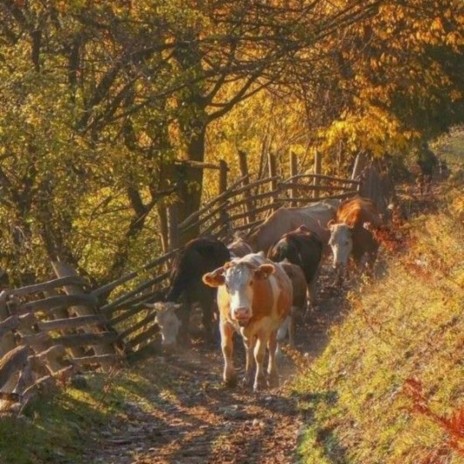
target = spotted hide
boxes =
[328,196,382,280]
[202,253,292,391]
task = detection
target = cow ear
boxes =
[202,267,225,287]
[255,263,275,280]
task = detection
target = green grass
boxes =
[292,129,464,464]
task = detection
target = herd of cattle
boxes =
[148,195,384,391]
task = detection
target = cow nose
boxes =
[233,307,251,321]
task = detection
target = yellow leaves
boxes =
[430,17,444,33]
[319,106,413,158]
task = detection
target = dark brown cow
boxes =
[203,253,292,391]
[247,199,339,254]
[328,196,382,279]
[267,225,323,307]
[152,237,230,345]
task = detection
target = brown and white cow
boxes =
[202,252,292,391]
[246,199,339,254]
[328,196,383,281]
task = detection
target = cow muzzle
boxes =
[232,307,251,326]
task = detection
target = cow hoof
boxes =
[241,375,254,388]
[224,376,238,388]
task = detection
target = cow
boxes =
[267,225,323,309]
[275,259,308,355]
[227,234,254,258]
[327,196,383,282]
[151,236,230,346]
[246,199,340,254]
[150,301,182,349]
[202,252,292,391]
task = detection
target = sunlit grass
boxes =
[293,139,464,463]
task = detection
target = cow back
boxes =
[166,237,230,301]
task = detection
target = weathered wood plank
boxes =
[0,315,20,338]
[109,306,146,326]
[117,312,157,341]
[37,315,104,332]
[8,276,88,298]
[91,249,177,298]
[52,332,119,348]
[15,294,98,315]
[0,345,29,389]
[126,324,159,348]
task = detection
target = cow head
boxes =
[203,260,275,326]
[327,220,353,270]
[147,301,182,348]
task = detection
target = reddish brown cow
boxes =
[328,196,382,279]
[247,199,339,254]
[202,253,292,391]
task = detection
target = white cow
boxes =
[202,253,292,391]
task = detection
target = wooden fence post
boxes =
[313,151,322,199]
[238,150,256,224]
[168,203,180,250]
[157,203,169,254]
[289,151,298,206]
[218,160,231,237]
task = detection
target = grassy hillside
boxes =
[293,130,464,463]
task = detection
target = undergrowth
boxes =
[293,133,464,464]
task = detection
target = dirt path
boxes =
[83,181,442,464]
[83,264,348,464]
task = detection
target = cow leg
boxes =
[288,307,296,348]
[242,336,256,387]
[220,322,236,387]
[276,319,287,358]
[253,334,269,392]
[267,331,279,388]
[177,300,191,346]
[202,299,213,341]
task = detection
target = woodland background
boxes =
[0,0,463,290]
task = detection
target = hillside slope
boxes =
[294,131,464,464]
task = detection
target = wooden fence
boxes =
[99,165,364,361]
[0,262,123,414]
[0,155,395,413]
